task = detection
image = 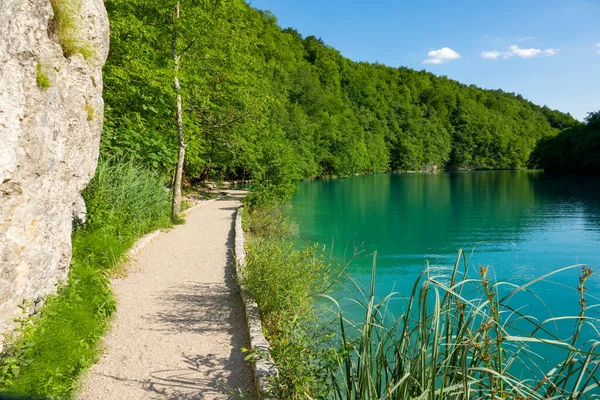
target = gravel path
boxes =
[78,199,254,399]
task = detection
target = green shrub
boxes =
[245,239,329,327]
[243,182,297,212]
[242,205,297,239]
[243,206,337,398]
[0,158,171,398]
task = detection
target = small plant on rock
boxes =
[84,100,95,121]
[49,0,95,60]
[35,64,51,91]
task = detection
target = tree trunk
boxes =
[171,1,185,220]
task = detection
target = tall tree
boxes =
[171,1,185,219]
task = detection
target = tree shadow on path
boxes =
[94,210,255,399]
[144,213,254,398]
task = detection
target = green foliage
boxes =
[102,0,263,177]
[0,304,36,388]
[531,110,600,174]
[243,207,335,398]
[243,182,297,212]
[82,158,172,238]
[327,252,600,399]
[242,205,296,239]
[35,64,51,91]
[49,0,94,60]
[0,159,171,399]
[100,0,176,172]
[0,262,115,397]
[102,0,576,186]
[245,239,328,327]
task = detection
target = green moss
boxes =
[84,100,95,121]
[35,64,51,91]
[77,45,96,61]
[49,0,95,60]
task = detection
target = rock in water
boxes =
[0,0,109,341]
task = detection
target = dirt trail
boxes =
[78,197,254,399]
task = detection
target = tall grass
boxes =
[243,206,338,398]
[0,158,171,398]
[243,203,600,399]
[326,250,600,399]
[82,158,172,245]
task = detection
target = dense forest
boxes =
[102,0,588,185]
[531,111,600,174]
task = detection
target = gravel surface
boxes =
[78,199,254,399]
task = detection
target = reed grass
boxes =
[325,250,600,399]
[244,204,600,398]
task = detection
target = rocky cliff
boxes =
[0,0,109,339]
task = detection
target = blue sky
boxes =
[247,0,600,120]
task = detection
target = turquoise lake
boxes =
[290,171,600,352]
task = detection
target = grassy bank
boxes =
[242,200,339,398]
[242,200,600,399]
[0,158,172,399]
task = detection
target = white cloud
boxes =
[597,43,600,54]
[481,45,558,60]
[508,45,541,58]
[481,51,502,60]
[423,47,460,64]
[517,36,537,42]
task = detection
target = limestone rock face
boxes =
[0,0,109,338]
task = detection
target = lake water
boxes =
[290,171,600,361]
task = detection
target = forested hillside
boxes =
[102,0,579,184]
[531,111,600,174]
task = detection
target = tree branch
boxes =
[204,112,251,133]
[179,40,196,57]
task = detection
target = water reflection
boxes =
[291,171,600,326]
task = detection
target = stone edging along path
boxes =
[234,207,279,399]
[111,199,279,398]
